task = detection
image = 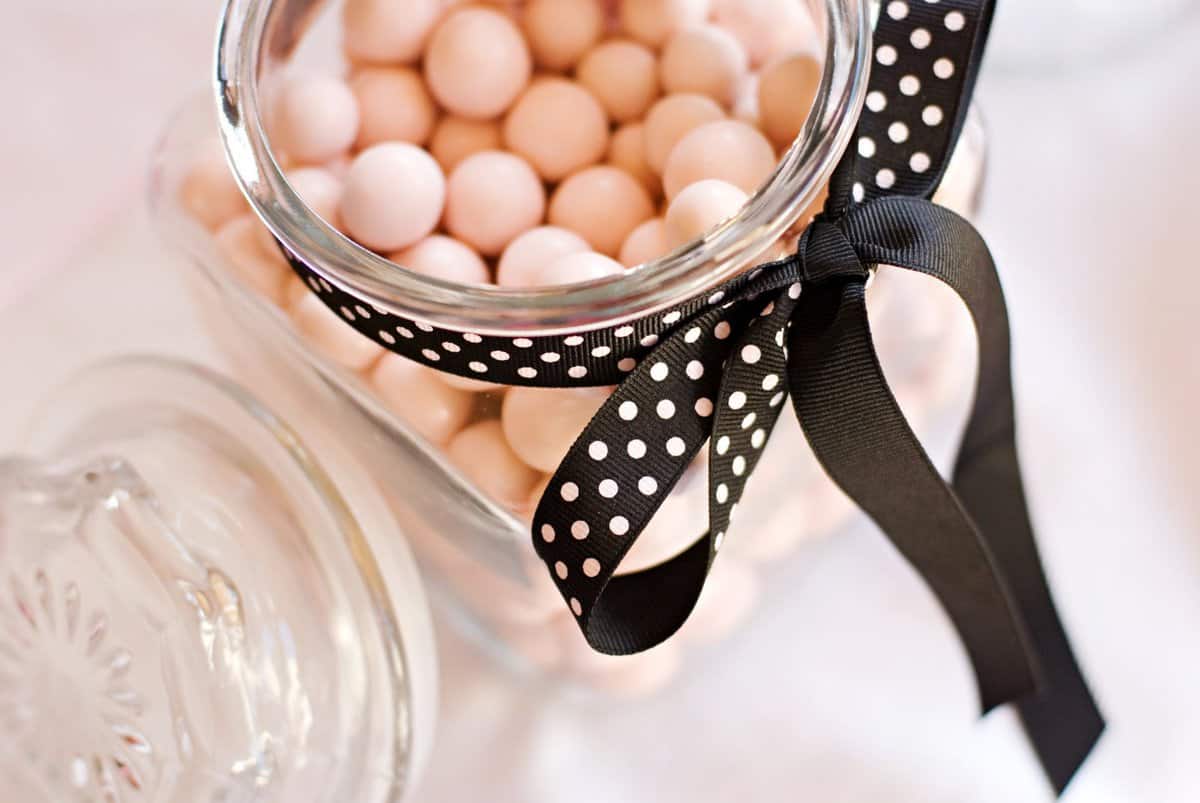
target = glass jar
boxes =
[156,0,986,692]
[0,357,437,803]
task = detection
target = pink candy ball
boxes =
[371,353,476,446]
[528,251,626,288]
[576,39,660,124]
[711,0,816,66]
[343,0,441,63]
[642,93,726,174]
[340,143,446,252]
[215,216,289,302]
[607,123,660,199]
[619,217,671,267]
[619,0,712,48]
[664,178,749,248]
[289,292,384,371]
[425,7,532,119]
[445,150,546,256]
[549,166,656,256]
[661,119,778,199]
[351,66,438,148]
[659,24,749,107]
[392,235,490,285]
[757,52,822,148]
[429,116,503,172]
[504,79,610,181]
[502,386,611,472]
[180,142,246,231]
[523,0,606,70]
[448,420,546,509]
[497,226,592,287]
[271,75,361,164]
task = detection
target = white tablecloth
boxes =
[3,3,1200,801]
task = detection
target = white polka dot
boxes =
[592,345,611,358]
[716,483,729,504]
[887,0,908,19]
[708,291,726,305]
[945,10,966,31]
[663,310,682,325]
[876,169,896,189]
[572,520,590,539]
[570,598,583,616]
[379,330,396,345]
[714,321,732,340]
[900,75,921,96]
[751,429,767,449]
[619,401,639,420]
[589,441,609,460]
[762,374,780,391]
[615,326,635,338]
[866,91,887,112]
[687,360,705,380]
[354,305,371,319]
[561,482,580,502]
[742,412,757,429]
[628,439,647,459]
[513,338,533,348]
[463,333,483,344]
[340,306,356,321]
[888,122,909,143]
[729,392,747,410]
[876,45,897,65]
[599,479,619,498]
[770,392,785,407]
[742,345,762,364]
[853,182,866,202]
[397,326,415,339]
[555,561,569,579]
[568,365,588,379]
[583,558,602,578]
[641,334,660,348]
[638,476,658,495]
[858,137,876,158]
[911,27,932,49]
[422,349,441,361]
[657,400,676,419]
[491,350,510,361]
[541,524,556,543]
[618,358,638,372]
[651,362,670,381]
[716,436,731,455]
[714,531,725,552]
[934,58,955,79]
[685,327,702,343]
[610,516,630,536]
[564,335,585,347]
[910,152,932,173]
[469,361,488,373]
[666,437,687,457]
[541,352,561,363]
[695,398,714,417]
[442,341,461,353]
[923,105,944,126]
[788,283,801,300]
[518,367,538,379]
[732,456,747,476]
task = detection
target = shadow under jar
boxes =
[158,0,987,694]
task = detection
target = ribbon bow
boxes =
[275,0,1104,794]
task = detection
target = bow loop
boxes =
[797,219,869,285]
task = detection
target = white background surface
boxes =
[3,2,1200,801]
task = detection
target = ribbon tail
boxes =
[787,276,1039,713]
[846,196,1105,793]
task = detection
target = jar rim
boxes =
[216,0,871,336]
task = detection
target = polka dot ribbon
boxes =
[279,1,1103,794]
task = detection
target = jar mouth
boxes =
[216,0,871,336]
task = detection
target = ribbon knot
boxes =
[797,217,868,285]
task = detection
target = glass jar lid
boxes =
[0,357,437,803]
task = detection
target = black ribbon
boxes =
[277,0,1104,793]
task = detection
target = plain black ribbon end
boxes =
[1020,688,1106,796]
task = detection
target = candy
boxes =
[343,0,441,64]
[425,7,532,119]
[256,166,342,253]
[497,226,592,287]
[270,76,360,164]
[180,141,246,230]
[549,165,655,256]
[289,292,384,371]
[391,235,490,286]
[429,116,503,172]
[664,178,749,248]
[528,251,626,287]
[711,0,815,66]
[619,217,671,267]
[607,123,660,198]
[215,216,289,302]
[641,93,726,174]
[502,386,610,472]
[340,143,446,252]
[445,150,546,256]
[503,79,610,181]
[659,24,749,107]
[757,52,822,149]
[447,420,545,508]
[576,39,660,124]
[351,67,438,148]
[371,354,475,446]
[522,0,606,70]
[661,119,777,199]
[619,0,711,48]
